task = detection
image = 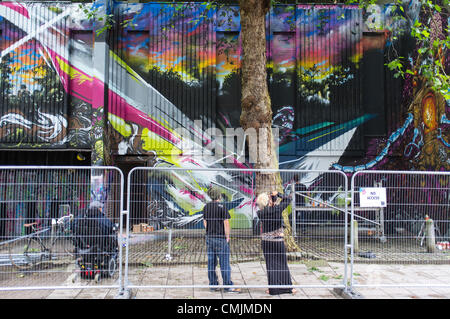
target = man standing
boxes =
[203,187,241,293]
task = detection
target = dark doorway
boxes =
[362,33,386,137]
[114,155,154,230]
[0,150,91,166]
[0,150,91,240]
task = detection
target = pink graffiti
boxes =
[0,2,29,19]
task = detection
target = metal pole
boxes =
[292,183,296,237]
[349,173,356,292]
[118,209,127,295]
[343,177,349,294]
[166,228,173,261]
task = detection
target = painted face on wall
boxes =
[422,92,438,134]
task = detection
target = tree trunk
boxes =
[238,0,279,194]
[239,0,300,253]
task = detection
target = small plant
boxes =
[308,266,323,273]
[319,275,330,281]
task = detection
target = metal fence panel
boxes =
[124,167,349,292]
[0,166,124,292]
[4,166,450,295]
[350,170,450,289]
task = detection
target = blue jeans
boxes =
[206,237,233,287]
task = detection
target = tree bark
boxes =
[239,0,300,253]
[238,0,280,195]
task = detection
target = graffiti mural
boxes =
[0,2,95,149]
[0,1,448,231]
[333,2,450,173]
[0,169,91,238]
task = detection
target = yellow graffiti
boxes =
[108,113,132,138]
[422,93,438,134]
[56,56,92,85]
[197,56,215,74]
[94,140,104,160]
[141,128,182,155]
[350,52,362,65]
[308,127,344,142]
[109,51,141,84]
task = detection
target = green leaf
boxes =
[418,47,428,55]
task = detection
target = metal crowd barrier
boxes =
[350,170,450,291]
[0,166,124,294]
[1,166,449,297]
[123,167,350,293]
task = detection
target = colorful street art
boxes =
[0,169,91,237]
[0,1,448,231]
[333,2,450,173]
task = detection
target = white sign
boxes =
[359,187,387,207]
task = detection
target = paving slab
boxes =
[2,261,450,299]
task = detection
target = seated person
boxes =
[72,201,116,251]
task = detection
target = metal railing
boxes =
[123,167,350,293]
[0,166,124,292]
[0,166,449,297]
[350,170,450,291]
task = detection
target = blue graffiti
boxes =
[438,128,450,148]
[333,113,414,173]
[441,114,450,125]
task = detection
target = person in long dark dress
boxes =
[256,191,296,295]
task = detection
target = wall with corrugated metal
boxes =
[0,1,448,173]
[0,2,94,150]
[108,3,369,170]
[0,2,370,161]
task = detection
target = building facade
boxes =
[0,1,449,230]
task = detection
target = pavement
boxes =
[2,230,450,300]
[2,260,450,300]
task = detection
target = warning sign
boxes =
[359,187,387,207]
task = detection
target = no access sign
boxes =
[359,187,387,207]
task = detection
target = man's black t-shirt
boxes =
[203,201,231,238]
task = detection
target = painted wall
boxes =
[0,1,449,230]
[0,169,91,237]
